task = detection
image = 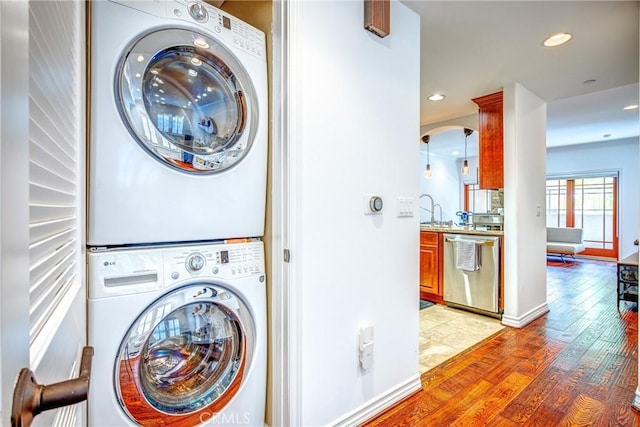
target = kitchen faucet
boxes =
[419,193,435,224]
[433,203,443,224]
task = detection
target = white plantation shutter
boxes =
[28,0,82,345]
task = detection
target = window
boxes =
[465,183,489,213]
[546,175,617,258]
[463,184,503,214]
[546,179,568,227]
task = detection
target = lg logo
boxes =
[103,261,116,267]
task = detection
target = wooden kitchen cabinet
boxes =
[420,231,443,303]
[472,91,503,189]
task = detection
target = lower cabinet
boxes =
[420,231,443,302]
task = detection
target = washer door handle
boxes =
[11,346,94,427]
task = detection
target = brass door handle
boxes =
[11,346,94,427]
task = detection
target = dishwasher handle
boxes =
[445,237,496,247]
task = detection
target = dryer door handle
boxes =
[11,346,94,427]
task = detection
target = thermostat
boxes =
[369,196,383,212]
[364,194,384,215]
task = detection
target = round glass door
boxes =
[115,28,258,174]
[115,285,255,424]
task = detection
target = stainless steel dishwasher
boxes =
[443,233,501,317]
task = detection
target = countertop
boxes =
[420,224,504,236]
[619,253,639,266]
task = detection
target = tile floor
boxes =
[419,304,505,373]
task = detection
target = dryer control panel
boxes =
[108,0,266,60]
[170,0,266,59]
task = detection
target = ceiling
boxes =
[402,0,639,157]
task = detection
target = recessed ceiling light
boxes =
[451,151,460,156]
[428,93,446,102]
[623,104,639,110]
[543,32,572,47]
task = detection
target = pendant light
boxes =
[462,128,473,175]
[422,135,431,177]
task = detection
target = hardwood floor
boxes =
[363,257,640,426]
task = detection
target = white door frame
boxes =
[269,0,302,425]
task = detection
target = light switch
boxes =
[397,197,414,218]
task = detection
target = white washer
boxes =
[88,0,268,246]
[87,240,266,426]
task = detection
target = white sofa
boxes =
[547,227,586,261]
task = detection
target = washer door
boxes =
[115,28,258,174]
[115,284,255,425]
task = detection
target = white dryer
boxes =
[87,240,266,426]
[88,0,268,246]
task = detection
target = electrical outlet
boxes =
[359,325,374,369]
[360,342,374,369]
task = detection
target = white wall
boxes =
[419,122,481,222]
[288,1,421,425]
[636,124,640,412]
[547,137,639,259]
[418,153,479,223]
[502,83,549,327]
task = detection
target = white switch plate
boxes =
[397,197,415,218]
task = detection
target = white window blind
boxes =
[28,0,82,344]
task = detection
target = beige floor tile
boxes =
[419,304,504,373]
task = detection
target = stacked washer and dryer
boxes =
[86,1,267,425]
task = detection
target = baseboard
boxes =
[501,302,549,328]
[329,374,422,427]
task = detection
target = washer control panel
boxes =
[165,241,264,283]
[88,241,265,297]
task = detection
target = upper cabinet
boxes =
[472,91,503,189]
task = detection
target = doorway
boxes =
[546,174,618,259]
[419,305,504,373]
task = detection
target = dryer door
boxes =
[115,284,255,425]
[115,28,258,174]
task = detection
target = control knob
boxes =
[186,252,206,273]
[188,2,209,23]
